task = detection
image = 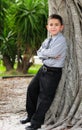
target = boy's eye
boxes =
[49,23,59,26]
[50,23,53,26]
[55,23,59,26]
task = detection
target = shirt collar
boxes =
[51,32,62,39]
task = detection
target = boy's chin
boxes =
[51,33,58,36]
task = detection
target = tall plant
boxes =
[0,0,17,71]
[14,0,48,73]
[0,0,48,73]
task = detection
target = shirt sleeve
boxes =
[37,38,67,59]
[37,47,48,59]
[37,39,49,59]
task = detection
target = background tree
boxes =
[0,0,17,71]
[13,0,48,73]
[0,0,48,73]
[42,0,82,130]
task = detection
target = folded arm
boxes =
[37,40,66,60]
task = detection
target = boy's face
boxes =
[46,18,64,36]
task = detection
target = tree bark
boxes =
[42,0,82,129]
[3,55,13,71]
[17,45,34,74]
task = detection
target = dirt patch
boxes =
[0,77,32,130]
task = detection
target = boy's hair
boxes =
[48,14,63,25]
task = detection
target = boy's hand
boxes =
[54,55,61,59]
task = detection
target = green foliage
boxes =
[0,0,17,65]
[0,31,17,60]
[14,0,48,48]
[0,0,48,73]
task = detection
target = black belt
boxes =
[42,65,62,72]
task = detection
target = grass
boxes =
[0,60,6,76]
[28,64,41,74]
[0,61,42,77]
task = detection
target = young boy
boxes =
[20,14,67,130]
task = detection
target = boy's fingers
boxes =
[55,55,61,59]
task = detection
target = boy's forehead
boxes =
[48,18,61,23]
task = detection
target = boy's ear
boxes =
[61,25,64,31]
[46,25,48,30]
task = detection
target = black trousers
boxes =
[26,65,62,127]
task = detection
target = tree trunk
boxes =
[22,54,34,74]
[3,55,13,71]
[17,45,34,74]
[42,0,82,129]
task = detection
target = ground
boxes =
[0,77,32,130]
[0,77,82,130]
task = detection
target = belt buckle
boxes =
[43,66,47,72]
